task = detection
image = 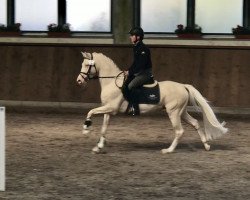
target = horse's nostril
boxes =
[77,80,81,84]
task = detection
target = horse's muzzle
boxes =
[77,79,83,85]
[76,75,86,86]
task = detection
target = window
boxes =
[141,0,187,33]
[66,0,111,32]
[0,0,7,25]
[196,0,243,33]
[15,0,58,31]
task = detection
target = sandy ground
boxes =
[0,111,249,200]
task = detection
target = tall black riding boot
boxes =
[126,89,140,116]
[131,103,140,116]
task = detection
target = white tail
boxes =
[184,85,228,141]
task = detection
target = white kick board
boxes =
[0,107,5,191]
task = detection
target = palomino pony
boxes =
[76,52,228,154]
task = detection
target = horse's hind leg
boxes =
[92,114,110,153]
[162,110,184,154]
[182,110,210,151]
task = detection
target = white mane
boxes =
[94,53,121,74]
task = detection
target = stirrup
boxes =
[126,103,140,116]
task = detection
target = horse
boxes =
[76,52,228,154]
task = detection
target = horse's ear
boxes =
[81,52,92,60]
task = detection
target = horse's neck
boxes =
[95,54,121,88]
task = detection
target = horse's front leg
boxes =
[92,114,110,154]
[83,105,114,134]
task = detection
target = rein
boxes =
[79,71,126,89]
[79,71,125,80]
[86,74,118,79]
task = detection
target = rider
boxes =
[122,27,154,116]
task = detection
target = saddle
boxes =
[131,80,160,104]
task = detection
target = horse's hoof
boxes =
[84,119,92,127]
[82,129,90,135]
[204,143,211,151]
[92,146,101,154]
[83,122,91,134]
[83,125,88,130]
[92,146,106,154]
[161,148,174,154]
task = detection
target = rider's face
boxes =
[130,35,139,44]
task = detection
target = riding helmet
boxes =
[129,27,144,40]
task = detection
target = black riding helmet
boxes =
[129,27,144,40]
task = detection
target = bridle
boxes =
[78,53,98,81]
[78,53,126,88]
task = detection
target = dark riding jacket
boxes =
[128,41,152,76]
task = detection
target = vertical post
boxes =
[0,107,5,191]
[243,0,250,28]
[7,0,15,26]
[112,0,134,44]
[133,0,140,27]
[187,0,195,28]
[58,0,66,25]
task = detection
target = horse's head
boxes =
[76,52,98,86]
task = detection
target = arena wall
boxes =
[0,43,249,108]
